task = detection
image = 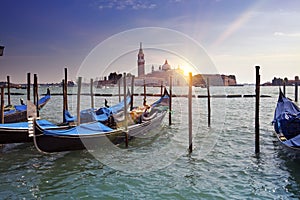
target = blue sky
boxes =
[0,0,299,84]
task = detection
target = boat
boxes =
[32,88,170,153]
[33,120,124,153]
[0,119,65,144]
[63,89,131,126]
[272,89,300,152]
[0,92,130,144]
[3,89,51,123]
[119,88,170,137]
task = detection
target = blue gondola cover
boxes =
[273,89,300,147]
[43,121,113,136]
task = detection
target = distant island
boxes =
[262,76,299,86]
[95,71,237,88]
[0,80,77,89]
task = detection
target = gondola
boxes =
[32,89,170,153]
[63,90,131,125]
[272,89,300,152]
[122,88,170,137]
[0,119,64,144]
[33,120,124,153]
[3,89,51,123]
[0,93,131,144]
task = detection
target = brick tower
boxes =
[137,42,145,77]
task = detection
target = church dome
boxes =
[162,60,171,71]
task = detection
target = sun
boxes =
[180,65,196,76]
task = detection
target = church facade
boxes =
[135,43,188,86]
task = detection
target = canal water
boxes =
[0,85,299,199]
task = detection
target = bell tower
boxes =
[137,42,145,77]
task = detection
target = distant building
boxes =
[272,77,284,86]
[96,72,122,87]
[137,42,145,77]
[135,59,187,86]
[271,76,299,86]
[222,75,237,86]
[135,43,238,86]
[193,74,237,87]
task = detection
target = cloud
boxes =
[274,32,300,37]
[169,0,185,2]
[96,0,157,10]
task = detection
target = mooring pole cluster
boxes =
[0,65,296,156]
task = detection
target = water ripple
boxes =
[0,86,300,199]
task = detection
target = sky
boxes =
[0,0,300,84]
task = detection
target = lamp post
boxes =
[0,46,4,56]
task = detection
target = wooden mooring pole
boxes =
[118,79,121,103]
[283,80,286,96]
[7,76,11,105]
[255,66,260,154]
[188,72,193,153]
[34,74,39,117]
[27,73,31,101]
[295,76,299,102]
[143,79,146,106]
[1,87,4,124]
[160,80,163,96]
[33,75,36,105]
[169,76,172,126]
[62,79,66,123]
[207,78,211,127]
[130,75,134,111]
[77,77,82,125]
[123,73,129,147]
[90,78,94,109]
[64,68,68,110]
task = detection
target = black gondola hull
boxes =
[0,128,32,144]
[32,112,166,153]
[33,124,125,153]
